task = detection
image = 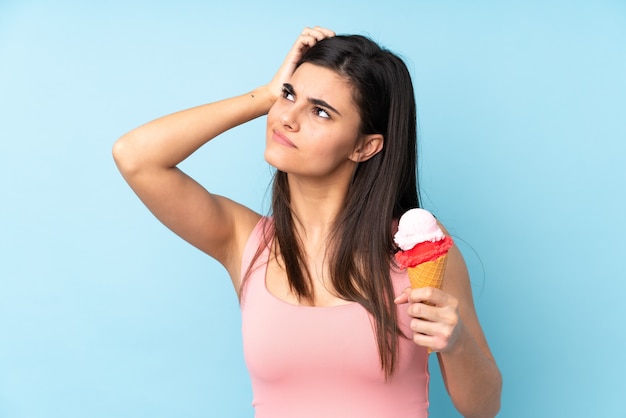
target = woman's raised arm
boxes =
[112,89,274,285]
[112,26,335,288]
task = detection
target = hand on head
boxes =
[266,26,335,102]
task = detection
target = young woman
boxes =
[113,26,501,418]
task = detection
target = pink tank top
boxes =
[241,217,430,418]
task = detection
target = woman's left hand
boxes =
[393,241,502,417]
[394,286,465,352]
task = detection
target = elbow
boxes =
[459,372,502,418]
[476,394,501,418]
[458,398,501,418]
[112,133,141,177]
[111,136,124,167]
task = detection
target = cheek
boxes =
[266,104,277,121]
[263,139,282,169]
[265,106,280,142]
[266,101,284,125]
[321,132,360,159]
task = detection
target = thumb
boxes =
[394,287,411,304]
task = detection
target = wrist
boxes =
[249,85,279,114]
[441,319,471,357]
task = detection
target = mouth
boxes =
[272,129,297,148]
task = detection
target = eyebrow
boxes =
[283,83,342,116]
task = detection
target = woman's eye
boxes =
[281,88,295,102]
[314,107,330,119]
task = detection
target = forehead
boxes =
[290,63,357,110]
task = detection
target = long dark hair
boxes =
[266,35,419,379]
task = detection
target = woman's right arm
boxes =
[112,87,275,285]
[112,26,335,288]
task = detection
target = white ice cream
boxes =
[394,208,445,251]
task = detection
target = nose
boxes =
[280,104,299,131]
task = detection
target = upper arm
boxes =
[116,159,261,288]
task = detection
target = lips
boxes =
[272,129,297,148]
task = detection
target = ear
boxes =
[349,134,384,163]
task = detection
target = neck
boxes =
[286,173,351,242]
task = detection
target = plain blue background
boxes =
[1,1,625,417]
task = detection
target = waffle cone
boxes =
[407,255,448,289]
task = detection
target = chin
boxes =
[263,148,285,171]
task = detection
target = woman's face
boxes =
[265,63,365,181]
